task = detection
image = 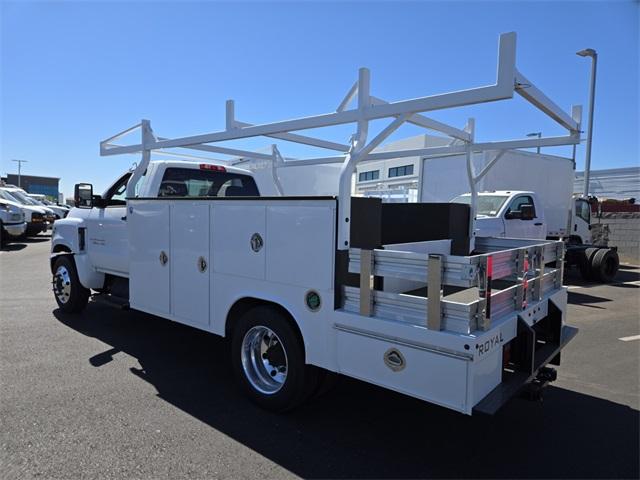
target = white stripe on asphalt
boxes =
[619,335,640,342]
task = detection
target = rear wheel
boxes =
[231,305,319,412]
[578,247,599,281]
[52,255,90,313]
[591,248,619,283]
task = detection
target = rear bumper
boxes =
[3,221,27,238]
[473,323,578,415]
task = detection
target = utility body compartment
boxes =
[128,197,337,364]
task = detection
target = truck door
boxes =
[573,198,592,243]
[170,202,210,327]
[503,194,545,239]
[87,173,131,275]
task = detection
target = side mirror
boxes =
[74,183,94,208]
[520,204,535,221]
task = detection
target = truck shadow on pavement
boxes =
[1,234,51,251]
[54,305,639,479]
[564,266,640,288]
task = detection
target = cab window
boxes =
[158,168,259,198]
[576,199,591,223]
[506,195,536,218]
[103,172,132,206]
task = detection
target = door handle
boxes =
[534,222,543,226]
[197,256,208,273]
[121,216,127,221]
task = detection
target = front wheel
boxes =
[231,305,319,412]
[52,255,90,313]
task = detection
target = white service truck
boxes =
[49,32,581,414]
[52,159,575,414]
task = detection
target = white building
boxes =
[355,134,451,197]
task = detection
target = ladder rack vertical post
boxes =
[359,249,374,316]
[534,245,544,301]
[478,255,493,331]
[427,254,443,330]
[555,242,565,289]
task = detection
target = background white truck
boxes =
[416,151,619,282]
[0,199,26,247]
[49,32,582,415]
[0,188,50,237]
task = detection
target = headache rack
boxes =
[344,237,565,334]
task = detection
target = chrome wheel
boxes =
[241,326,288,395]
[53,265,72,305]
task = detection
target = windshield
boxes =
[0,189,22,204]
[451,194,509,217]
[6,190,41,206]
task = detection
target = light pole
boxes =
[11,159,28,188]
[577,48,597,197]
[526,132,542,154]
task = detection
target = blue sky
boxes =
[1,0,638,196]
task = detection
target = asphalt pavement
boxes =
[1,236,639,479]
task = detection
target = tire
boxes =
[52,255,90,313]
[0,222,4,248]
[591,248,619,283]
[579,247,599,281]
[231,305,319,412]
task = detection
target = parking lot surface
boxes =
[1,236,639,479]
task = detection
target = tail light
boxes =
[200,164,226,172]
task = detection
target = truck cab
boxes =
[51,160,259,280]
[451,190,547,240]
[571,195,592,244]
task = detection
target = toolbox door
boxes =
[129,201,171,315]
[170,202,210,327]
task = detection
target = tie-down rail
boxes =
[343,238,565,334]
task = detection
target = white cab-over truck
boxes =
[433,151,620,282]
[50,32,580,414]
[452,190,619,282]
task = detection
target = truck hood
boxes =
[21,204,48,214]
[0,198,45,214]
[0,200,24,216]
[0,198,25,211]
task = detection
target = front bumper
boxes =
[26,221,48,235]
[2,221,27,238]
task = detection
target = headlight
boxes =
[0,204,10,212]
